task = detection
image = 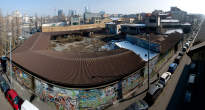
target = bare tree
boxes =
[0,9,3,55]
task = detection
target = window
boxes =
[150,19,156,23]
[153,88,160,95]
[14,96,20,104]
[160,77,165,82]
[8,95,13,101]
[165,75,169,80]
[130,27,136,31]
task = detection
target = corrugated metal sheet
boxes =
[10,32,146,88]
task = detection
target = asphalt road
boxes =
[165,61,205,110]
[149,54,191,110]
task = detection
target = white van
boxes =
[21,100,39,110]
[158,72,171,87]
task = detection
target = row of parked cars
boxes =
[144,71,172,106]
[144,50,184,106]
[183,37,194,52]
[0,76,24,110]
[125,45,188,110]
[0,75,38,110]
[184,63,199,104]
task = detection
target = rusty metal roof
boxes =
[10,32,146,88]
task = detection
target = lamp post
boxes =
[147,34,150,90]
[145,13,151,90]
[8,32,13,88]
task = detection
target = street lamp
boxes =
[146,34,150,90]
[8,32,13,88]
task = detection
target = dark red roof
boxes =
[10,32,146,88]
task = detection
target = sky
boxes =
[0,0,205,16]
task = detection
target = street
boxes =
[149,54,191,110]
[0,89,13,110]
[106,49,182,110]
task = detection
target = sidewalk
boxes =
[2,72,56,110]
[105,51,179,110]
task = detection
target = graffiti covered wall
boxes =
[122,73,143,95]
[12,66,33,89]
[35,80,79,110]
[11,64,144,110]
[35,79,119,110]
[78,86,117,109]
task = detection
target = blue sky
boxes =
[0,0,204,16]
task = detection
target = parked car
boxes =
[174,56,182,64]
[188,39,193,42]
[190,37,194,40]
[6,89,24,110]
[178,51,184,56]
[187,74,196,89]
[187,41,191,44]
[182,46,187,52]
[190,63,196,71]
[158,72,171,87]
[184,74,196,104]
[168,63,178,74]
[145,83,163,105]
[0,76,10,95]
[184,90,192,103]
[185,43,190,48]
[125,100,149,110]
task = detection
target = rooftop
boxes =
[188,41,205,55]
[161,19,180,23]
[10,31,146,88]
[115,41,158,61]
[128,33,182,53]
[165,29,183,35]
[120,24,146,27]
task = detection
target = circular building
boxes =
[9,31,146,110]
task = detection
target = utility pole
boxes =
[147,33,150,90]
[8,32,12,88]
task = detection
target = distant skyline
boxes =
[0,0,205,16]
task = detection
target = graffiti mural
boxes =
[79,85,117,109]
[35,79,118,110]
[11,65,146,110]
[35,80,79,110]
[12,65,33,89]
[122,73,143,95]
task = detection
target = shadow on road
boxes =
[120,89,148,103]
[166,64,190,110]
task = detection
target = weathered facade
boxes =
[11,63,144,110]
